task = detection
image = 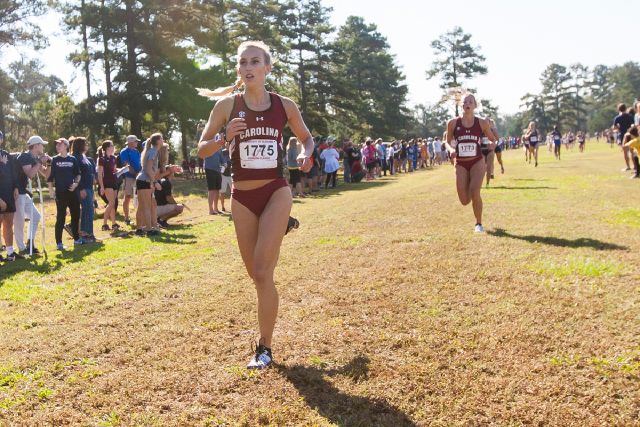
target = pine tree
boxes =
[569,63,590,132]
[540,64,572,130]
[330,16,409,139]
[425,27,487,116]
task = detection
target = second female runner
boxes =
[197,41,313,370]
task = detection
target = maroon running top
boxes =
[453,117,483,165]
[229,93,288,182]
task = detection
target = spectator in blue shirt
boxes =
[203,146,227,215]
[119,135,142,225]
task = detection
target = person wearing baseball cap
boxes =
[12,136,52,258]
[120,135,142,225]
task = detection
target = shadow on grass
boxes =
[488,228,628,251]
[147,232,198,245]
[491,186,557,190]
[278,356,417,427]
[0,242,107,285]
[296,178,396,201]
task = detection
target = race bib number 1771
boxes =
[240,140,277,169]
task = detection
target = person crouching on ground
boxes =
[154,166,183,228]
[48,138,84,249]
[155,143,182,228]
[350,158,367,183]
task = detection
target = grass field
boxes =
[0,141,639,426]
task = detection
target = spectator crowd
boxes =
[2,102,638,263]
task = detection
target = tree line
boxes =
[2,1,638,158]
[0,0,417,158]
[503,62,640,137]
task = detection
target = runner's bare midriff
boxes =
[233,179,274,191]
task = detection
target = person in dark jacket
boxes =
[0,131,20,262]
[47,138,84,249]
[71,137,96,242]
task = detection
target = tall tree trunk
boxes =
[452,59,459,117]
[81,0,97,153]
[125,0,141,138]
[0,100,5,136]
[180,120,189,161]
[101,0,112,98]
[81,0,91,99]
[299,51,307,123]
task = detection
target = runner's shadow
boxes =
[147,232,198,245]
[277,356,417,427]
[491,186,556,190]
[488,228,628,251]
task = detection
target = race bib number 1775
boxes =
[240,140,277,169]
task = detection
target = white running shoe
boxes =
[247,341,273,370]
[474,224,485,233]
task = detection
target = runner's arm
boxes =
[282,96,313,172]
[444,119,457,155]
[198,96,235,159]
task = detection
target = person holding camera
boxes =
[12,136,52,258]
[47,138,84,249]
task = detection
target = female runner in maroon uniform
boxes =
[197,41,313,370]
[444,93,496,233]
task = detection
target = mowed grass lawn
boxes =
[0,140,639,426]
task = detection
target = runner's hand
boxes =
[449,151,457,164]
[487,142,496,151]
[0,198,6,212]
[99,187,104,196]
[154,182,162,191]
[297,154,312,172]
[225,118,247,142]
[0,154,6,164]
[80,189,87,199]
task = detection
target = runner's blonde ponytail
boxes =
[197,40,273,99]
[197,77,243,98]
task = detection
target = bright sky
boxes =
[4,0,639,115]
